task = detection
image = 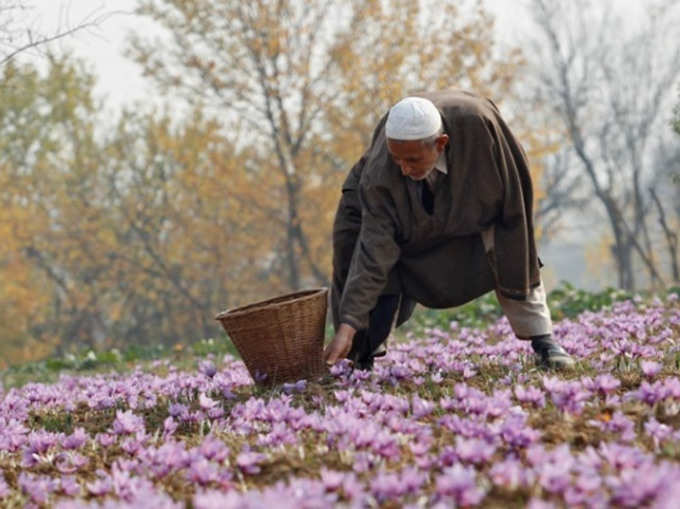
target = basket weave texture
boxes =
[215,288,328,386]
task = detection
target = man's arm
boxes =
[324,182,402,365]
[338,182,402,330]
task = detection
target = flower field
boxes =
[2,294,680,508]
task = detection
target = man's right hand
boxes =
[323,323,357,366]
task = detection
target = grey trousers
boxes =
[481,225,552,339]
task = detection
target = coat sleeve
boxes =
[338,181,402,331]
[485,103,540,300]
[330,156,366,329]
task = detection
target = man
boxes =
[324,89,574,371]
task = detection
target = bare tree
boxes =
[674,89,680,136]
[534,146,588,238]
[648,130,680,284]
[527,0,680,290]
[0,1,116,67]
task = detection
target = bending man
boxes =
[324,90,574,370]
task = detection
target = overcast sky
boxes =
[18,0,543,111]
[20,0,644,113]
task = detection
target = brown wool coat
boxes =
[331,89,541,331]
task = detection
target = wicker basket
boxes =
[215,288,328,386]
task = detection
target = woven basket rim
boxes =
[214,287,328,321]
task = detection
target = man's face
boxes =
[386,135,448,181]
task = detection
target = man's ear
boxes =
[436,134,449,151]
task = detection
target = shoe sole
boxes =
[542,355,575,369]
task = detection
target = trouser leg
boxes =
[347,294,400,370]
[480,225,552,339]
[495,281,552,339]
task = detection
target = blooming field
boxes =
[2,295,680,508]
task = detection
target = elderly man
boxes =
[324,89,574,370]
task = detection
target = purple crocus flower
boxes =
[641,360,662,378]
[168,402,189,418]
[236,451,267,475]
[499,415,541,448]
[410,436,433,456]
[538,462,572,494]
[197,435,230,462]
[352,451,374,473]
[455,436,497,465]
[163,416,178,437]
[199,393,219,412]
[545,377,591,414]
[59,475,81,497]
[593,374,621,395]
[589,411,636,442]
[18,472,59,505]
[186,458,220,486]
[112,410,145,435]
[193,490,242,509]
[26,430,57,455]
[527,499,557,509]
[645,417,673,449]
[320,468,345,491]
[55,451,89,474]
[121,437,143,455]
[435,463,487,506]
[340,473,365,500]
[198,360,217,378]
[61,427,89,450]
[96,433,117,448]
[329,360,352,376]
[0,418,29,452]
[489,457,534,489]
[514,385,546,407]
[411,395,435,418]
[281,380,307,394]
[372,471,405,501]
[631,380,667,405]
[400,467,427,493]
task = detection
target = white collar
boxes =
[434,149,448,174]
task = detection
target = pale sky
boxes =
[18,0,538,112]
[17,0,149,112]
[19,0,644,114]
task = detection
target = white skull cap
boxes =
[385,96,442,140]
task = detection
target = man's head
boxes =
[385,96,449,181]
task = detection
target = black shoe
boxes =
[531,336,575,369]
[358,346,387,371]
[347,332,373,371]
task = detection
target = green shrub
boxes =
[401,291,503,333]
[398,282,636,336]
[191,336,240,358]
[547,281,631,320]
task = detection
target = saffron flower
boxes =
[236,451,267,475]
[198,360,217,378]
[61,427,89,450]
[435,463,487,506]
[641,360,662,378]
[55,451,89,474]
[112,410,145,435]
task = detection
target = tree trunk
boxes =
[651,187,680,282]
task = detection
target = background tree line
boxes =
[0,0,678,368]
